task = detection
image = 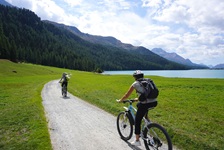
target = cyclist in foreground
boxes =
[117,70,158,146]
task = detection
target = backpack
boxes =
[62,74,70,82]
[65,74,70,81]
[137,78,159,101]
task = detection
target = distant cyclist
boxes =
[117,70,158,146]
[59,72,70,94]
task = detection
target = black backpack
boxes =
[137,78,159,101]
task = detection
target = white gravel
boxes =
[41,80,146,150]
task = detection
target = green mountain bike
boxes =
[116,99,172,150]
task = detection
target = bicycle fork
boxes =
[123,106,135,126]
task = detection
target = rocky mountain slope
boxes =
[152,48,208,68]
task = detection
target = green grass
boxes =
[0,60,71,150]
[68,72,224,150]
[0,59,223,150]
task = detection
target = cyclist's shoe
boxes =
[131,140,141,146]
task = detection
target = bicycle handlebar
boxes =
[116,99,137,103]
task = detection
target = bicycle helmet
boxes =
[62,72,67,77]
[133,70,144,79]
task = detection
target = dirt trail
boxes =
[41,80,146,150]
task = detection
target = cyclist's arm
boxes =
[59,77,63,83]
[119,85,135,102]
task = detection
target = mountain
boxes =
[44,21,161,59]
[213,64,224,69]
[0,4,192,71]
[44,21,204,69]
[152,48,208,69]
[43,21,138,51]
[45,21,211,70]
[0,0,13,7]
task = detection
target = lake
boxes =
[103,69,224,79]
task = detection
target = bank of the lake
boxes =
[103,69,224,79]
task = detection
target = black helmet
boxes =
[133,70,144,79]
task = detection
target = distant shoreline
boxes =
[103,69,224,79]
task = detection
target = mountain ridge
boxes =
[44,21,209,69]
[213,64,224,69]
[151,48,208,68]
[43,20,139,51]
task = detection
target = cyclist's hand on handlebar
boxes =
[134,98,139,101]
[116,99,123,103]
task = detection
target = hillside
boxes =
[44,21,211,70]
[44,21,141,51]
[0,4,190,71]
[45,21,199,69]
[213,64,224,69]
[152,48,209,69]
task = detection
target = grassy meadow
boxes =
[0,59,223,150]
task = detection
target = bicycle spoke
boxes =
[143,123,172,150]
[117,112,133,140]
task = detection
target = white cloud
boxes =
[6,0,33,8]
[33,1,65,21]
[6,0,67,22]
[140,0,224,65]
[63,0,83,7]
[142,0,162,8]
[153,4,190,24]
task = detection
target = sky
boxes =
[5,0,224,66]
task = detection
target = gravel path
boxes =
[41,80,146,150]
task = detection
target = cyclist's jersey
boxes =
[63,76,68,82]
[61,74,69,82]
[132,81,157,104]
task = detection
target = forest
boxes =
[0,5,190,71]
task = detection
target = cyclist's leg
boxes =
[62,82,65,87]
[135,103,149,141]
[61,82,65,95]
[145,101,158,120]
[64,82,68,92]
[135,102,158,137]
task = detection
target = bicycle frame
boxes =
[123,103,136,121]
[122,100,151,128]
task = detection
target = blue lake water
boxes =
[103,69,224,79]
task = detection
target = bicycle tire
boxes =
[62,84,67,97]
[143,123,172,150]
[116,111,133,141]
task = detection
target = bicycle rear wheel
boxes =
[62,85,67,97]
[143,123,172,150]
[116,112,133,141]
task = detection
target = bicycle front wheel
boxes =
[116,112,133,141]
[143,123,172,150]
